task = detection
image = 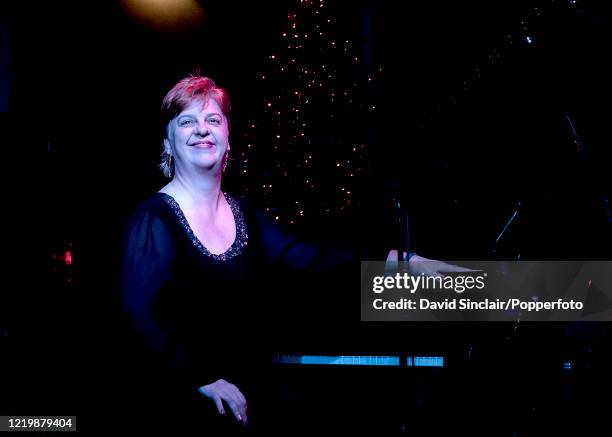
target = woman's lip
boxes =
[191,142,214,147]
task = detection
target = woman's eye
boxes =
[209,118,221,125]
[179,119,194,126]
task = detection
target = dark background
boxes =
[2,0,611,434]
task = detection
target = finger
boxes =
[224,397,243,423]
[236,392,248,425]
[231,392,248,423]
[229,385,247,409]
[221,384,248,425]
[233,400,248,426]
[212,395,225,416]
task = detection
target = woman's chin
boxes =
[193,161,222,173]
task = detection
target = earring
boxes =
[166,154,174,178]
[223,148,230,173]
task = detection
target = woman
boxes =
[119,75,464,431]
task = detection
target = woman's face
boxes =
[164,98,229,176]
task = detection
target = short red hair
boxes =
[161,75,231,130]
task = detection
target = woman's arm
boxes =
[253,208,376,272]
[119,210,176,355]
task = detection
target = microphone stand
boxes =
[393,197,410,264]
[493,201,522,260]
[492,201,523,344]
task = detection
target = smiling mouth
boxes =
[191,142,214,148]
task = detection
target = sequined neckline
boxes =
[158,192,248,261]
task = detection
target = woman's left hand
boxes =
[386,251,475,277]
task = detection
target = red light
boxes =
[64,250,72,266]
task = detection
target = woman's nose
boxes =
[195,121,209,135]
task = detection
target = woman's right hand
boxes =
[198,379,248,426]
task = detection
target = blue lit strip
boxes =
[273,355,444,367]
[273,355,400,366]
[412,356,444,367]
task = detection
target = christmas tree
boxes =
[239,0,379,234]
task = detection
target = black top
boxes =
[118,192,363,393]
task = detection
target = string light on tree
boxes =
[242,0,377,226]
